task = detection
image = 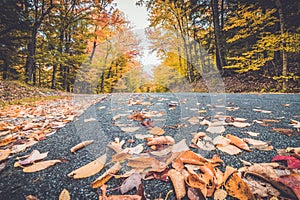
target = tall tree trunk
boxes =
[25,26,38,84]
[211,0,225,73]
[51,64,57,89]
[276,0,288,91]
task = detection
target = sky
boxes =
[114,0,161,75]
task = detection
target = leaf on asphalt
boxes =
[244,178,280,198]
[187,187,204,200]
[0,135,17,147]
[17,150,48,166]
[228,122,251,128]
[173,150,208,171]
[225,134,252,151]
[225,171,255,200]
[212,136,231,147]
[168,169,186,200]
[200,119,212,126]
[191,132,206,145]
[121,127,140,133]
[172,139,189,153]
[206,126,225,134]
[120,173,142,194]
[260,119,281,123]
[253,109,272,114]
[272,155,300,169]
[0,148,11,162]
[26,195,39,200]
[196,136,216,151]
[243,138,268,146]
[91,162,122,188]
[271,128,294,136]
[146,136,175,146]
[68,154,107,179]
[188,117,199,124]
[286,147,300,154]
[245,131,260,137]
[134,134,153,140]
[107,138,125,153]
[277,173,300,200]
[214,188,227,200]
[127,156,160,170]
[148,127,165,135]
[22,160,61,173]
[127,144,144,155]
[99,185,142,200]
[84,117,96,123]
[185,171,206,189]
[217,144,242,155]
[290,119,300,128]
[59,189,70,200]
[70,140,94,153]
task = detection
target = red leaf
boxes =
[278,173,300,199]
[272,155,300,169]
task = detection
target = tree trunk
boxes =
[211,0,225,73]
[276,0,288,91]
[51,64,57,89]
[25,27,38,84]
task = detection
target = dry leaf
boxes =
[226,134,251,151]
[120,173,142,194]
[212,136,231,147]
[260,119,281,123]
[127,156,160,170]
[26,195,39,200]
[286,147,300,154]
[121,127,140,133]
[168,169,186,200]
[228,122,251,128]
[271,128,294,136]
[245,131,260,137]
[99,185,142,200]
[17,150,48,166]
[23,160,61,173]
[214,188,227,200]
[225,172,255,200]
[243,138,268,146]
[146,136,175,146]
[206,126,225,134]
[187,187,204,200]
[91,162,122,188]
[127,144,144,155]
[59,189,70,200]
[253,109,272,114]
[148,127,165,135]
[107,138,125,153]
[217,144,242,155]
[172,139,189,153]
[188,117,199,124]
[68,154,106,179]
[0,148,11,162]
[70,140,94,153]
[191,132,206,144]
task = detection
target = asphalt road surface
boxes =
[0,93,299,200]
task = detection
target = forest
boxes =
[0,0,299,93]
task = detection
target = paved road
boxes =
[0,93,299,200]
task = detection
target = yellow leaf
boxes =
[59,189,70,200]
[91,162,122,188]
[68,154,106,179]
[23,160,61,173]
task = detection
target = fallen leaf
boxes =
[172,139,189,153]
[191,132,206,144]
[0,148,11,162]
[68,154,106,179]
[212,136,231,147]
[120,173,142,194]
[260,119,281,123]
[243,138,268,146]
[286,147,300,154]
[59,189,70,200]
[188,117,199,124]
[23,160,61,173]
[271,128,294,136]
[244,178,280,198]
[253,109,272,114]
[127,144,144,155]
[121,127,140,133]
[107,138,125,153]
[277,173,300,200]
[146,136,175,146]
[225,171,255,200]
[84,117,96,123]
[228,122,251,128]
[17,150,48,166]
[70,140,94,153]
[168,169,186,200]
[226,134,251,151]
[245,131,260,137]
[26,195,39,200]
[91,162,122,188]
[272,155,300,169]
[127,156,160,170]
[217,144,242,155]
[214,188,227,200]
[187,187,204,200]
[206,126,225,134]
[99,184,142,200]
[148,127,165,135]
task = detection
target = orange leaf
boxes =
[225,172,255,200]
[59,189,70,200]
[91,162,122,188]
[146,136,175,146]
[0,148,11,162]
[127,156,160,170]
[68,154,106,179]
[225,134,251,151]
[168,169,186,199]
[23,160,61,173]
[148,127,165,135]
[70,140,94,153]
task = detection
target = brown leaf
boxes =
[168,169,186,200]
[228,122,251,128]
[26,195,39,200]
[59,189,70,200]
[271,128,294,136]
[91,162,122,188]
[68,154,106,179]
[225,134,251,151]
[127,156,160,170]
[260,119,281,123]
[217,144,242,155]
[0,148,11,162]
[278,173,300,200]
[146,136,175,146]
[187,187,205,200]
[70,140,94,153]
[225,172,255,200]
[148,127,165,135]
[99,185,142,200]
[213,188,227,200]
[173,150,208,171]
[23,160,61,173]
[121,127,140,133]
